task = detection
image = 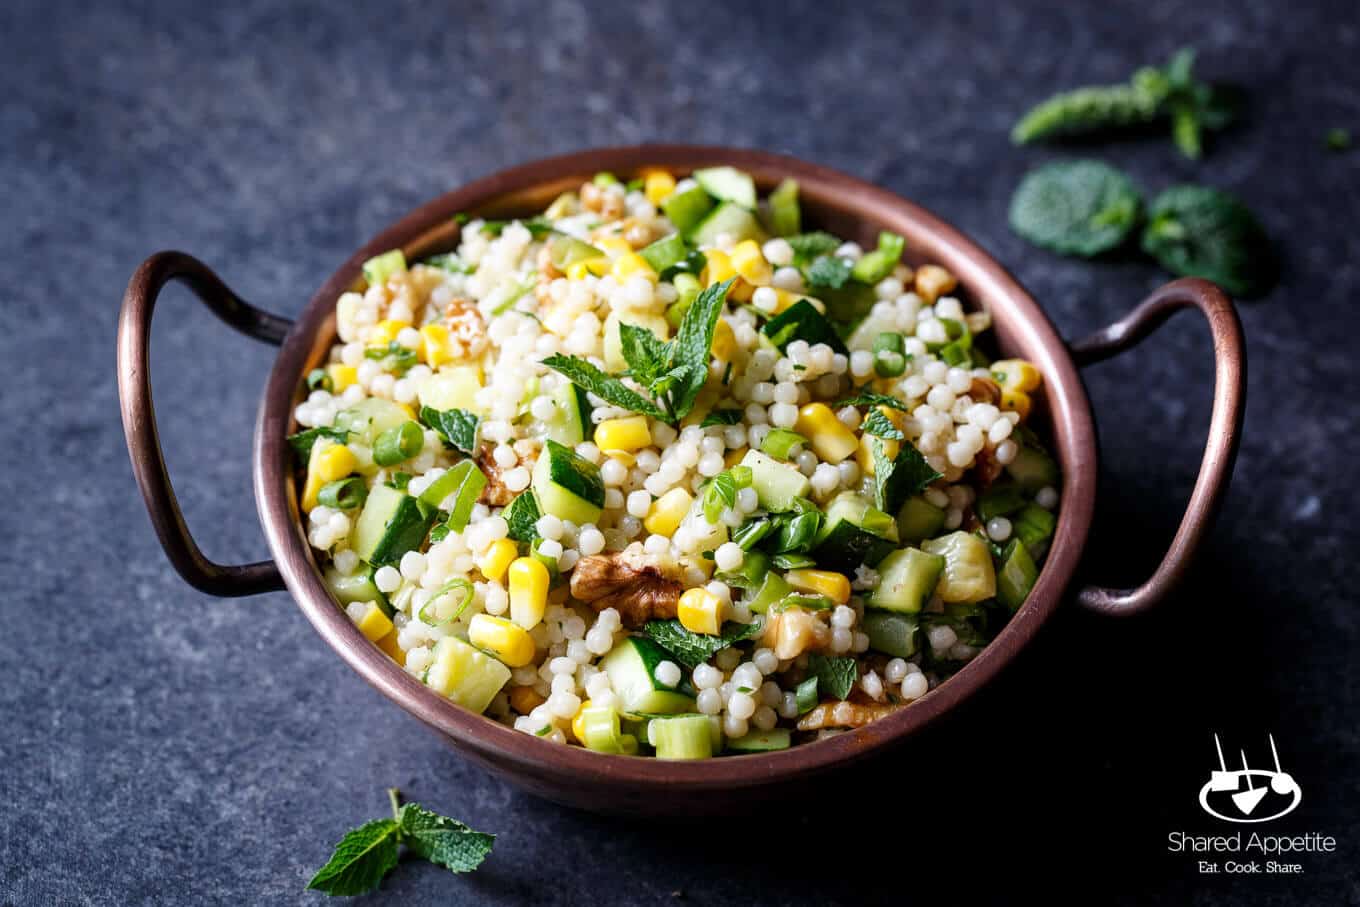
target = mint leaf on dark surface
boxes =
[307,818,401,897]
[398,803,495,874]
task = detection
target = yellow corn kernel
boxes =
[356,602,394,642]
[704,249,736,286]
[478,539,518,583]
[565,260,593,280]
[508,684,545,715]
[468,614,536,668]
[855,432,900,476]
[914,264,957,304]
[508,557,550,630]
[999,388,1032,422]
[643,170,676,205]
[326,363,358,392]
[368,318,411,347]
[595,415,652,453]
[794,403,859,465]
[376,630,404,665]
[729,239,773,286]
[784,569,852,605]
[419,323,456,368]
[991,359,1042,393]
[570,699,595,742]
[611,251,657,282]
[315,444,358,482]
[597,236,633,259]
[711,319,736,361]
[678,587,724,635]
[644,487,694,537]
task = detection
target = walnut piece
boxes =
[759,607,832,660]
[476,445,517,507]
[569,546,684,627]
[443,296,489,357]
[797,700,903,731]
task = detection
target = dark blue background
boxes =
[3,0,1356,903]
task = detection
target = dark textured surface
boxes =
[3,0,1357,903]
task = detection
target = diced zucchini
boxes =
[532,439,605,524]
[869,547,945,614]
[996,539,1039,611]
[896,495,946,543]
[746,570,793,614]
[335,398,415,446]
[740,449,811,513]
[1005,445,1060,491]
[424,636,511,714]
[688,201,766,247]
[766,178,800,237]
[324,566,390,616]
[861,611,921,658]
[921,531,997,604]
[637,233,690,274]
[810,491,899,573]
[578,706,638,755]
[1012,504,1056,560]
[662,184,715,234]
[647,714,715,759]
[350,483,437,567]
[693,166,757,210]
[539,381,590,447]
[600,637,696,715]
[725,728,792,753]
[415,366,483,414]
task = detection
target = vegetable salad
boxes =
[290,165,1062,758]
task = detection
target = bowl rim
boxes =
[253,144,1097,791]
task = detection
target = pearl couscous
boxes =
[290,166,1061,758]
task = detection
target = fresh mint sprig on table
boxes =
[1011,48,1240,159]
[1008,160,1142,257]
[542,279,735,425]
[307,789,493,897]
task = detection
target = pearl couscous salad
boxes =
[290,166,1062,758]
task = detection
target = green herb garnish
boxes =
[503,491,542,543]
[806,654,858,701]
[835,389,908,411]
[642,618,764,669]
[1140,185,1276,298]
[805,255,853,290]
[861,409,905,440]
[420,406,480,455]
[287,426,349,461]
[872,437,942,515]
[364,341,419,375]
[1009,160,1142,257]
[700,408,743,428]
[785,231,842,267]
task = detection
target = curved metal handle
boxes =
[1070,277,1246,617]
[118,251,293,596]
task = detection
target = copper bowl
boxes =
[118,145,1245,816]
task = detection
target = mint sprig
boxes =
[307,789,493,897]
[643,618,763,669]
[872,437,942,515]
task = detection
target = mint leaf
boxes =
[541,354,668,420]
[1140,185,1275,298]
[861,409,904,440]
[668,279,734,419]
[287,426,349,461]
[618,321,672,386]
[700,408,743,428]
[503,491,541,543]
[642,618,763,669]
[398,803,495,874]
[807,654,858,701]
[365,341,420,375]
[759,299,848,355]
[421,406,480,455]
[835,389,908,411]
[795,675,819,714]
[786,231,842,267]
[806,256,852,290]
[307,818,401,897]
[872,437,942,515]
[1008,160,1142,258]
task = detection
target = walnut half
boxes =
[797,700,903,731]
[569,546,684,627]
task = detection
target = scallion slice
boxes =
[318,477,367,511]
[419,577,474,627]
[374,421,424,467]
[760,428,807,460]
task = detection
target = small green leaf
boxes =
[1009,160,1143,258]
[306,818,401,897]
[700,408,743,428]
[421,406,480,455]
[785,231,842,267]
[398,803,495,874]
[287,427,349,462]
[618,321,672,386]
[873,437,942,515]
[1140,185,1276,298]
[807,654,858,701]
[642,619,763,669]
[861,409,904,440]
[806,256,853,290]
[668,279,734,419]
[540,354,668,421]
[835,389,908,411]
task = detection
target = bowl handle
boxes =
[1068,277,1246,617]
[118,252,293,596]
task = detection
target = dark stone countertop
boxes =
[3,0,1356,903]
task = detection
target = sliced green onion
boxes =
[773,512,820,553]
[874,350,907,377]
[374,421,425,466]
[730,465,753,488]
[760,428,807,460]
[771,553,815,570]
[872,332,905,355]
[419,577,474,627]
[731,518,774,551]
[386,472,411,491]
[446,462,489,532]
[772,592,833,612]
[307,368,332,392]
[429,523,451,544]
[318,477,367,511]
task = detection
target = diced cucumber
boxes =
[415,366,483,414]
[424,636,511,714]
[578,706,639,755]
[601,637,696,715]
[811,491,899,573]
[850,232,905,285]
[896,495,946,543]
[662,184,714,233]
[693,166,757,210]
[725,728,791,753]
[688,201,766,247]
[539,381,590,447]
[1005,445,1060,491]
[362,249,406,287]
[637,233,690,274]
[977,483,1028,523]
[335,398,415,446]
[324,566,390,616]
[647,714,715,760]
[547,235,604,270]
[869,547,945,614]
[766,178,800,237]
[996,539,1039,611]
[861,611,921,658]
[740,449,811,513]
[746,570,793,614]
[351,484,437,567]
[532,439,605,524]
[921,531,997,604]
[1012,504,1056,560]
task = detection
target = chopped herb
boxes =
[534,725,552,737]
[786,231,842,267]
[1140,185,1276,298]
[287,426,349,461]
[835,389,908,411]
[731,518,774,551]
[540,354,668,421]
[861,408,905,440]
[702,466,751,523]
[872,437,942,515]
[1009,160,1143,257]
[479,216,555,238]
[365,341,420,375]
[736,686,754,694]
[307,368,332,392]
[805,255,853,290]
[659,249,707,281]
[618,321,672,386]
[503,491,541,543]
[642,618,764,669]
[386,471,411,491]
[770,553,816,570]
[760,299,848,355]
[806,654,858,701]
[1326,128,1351,151]
[795,676,819,714]
[420,406,480,455]
[422,253,477,275]
[701,408,743,428]
[318,477,367,511]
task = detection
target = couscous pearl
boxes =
[535,514,564,540]
[548,692,581,719]
[551,674,576,695]
[752,705,779,731]
[1036,485,1059,509]
[697,688,723,715]
[752,286,779,313]
[995,439,1019,465]
[831,627,853,653]
[625,490,651,518]
[902,672,929,700]
[722,714,749,738]
[654,660,682,687]
[714,542,744,571]
[333,549,359,575]
[693,664,723,689]
[752,648,779,675]
[399,551,427,580]
[986,517,1013,542]
[778,692,799,719]
[728,692,757,720]
[375,566,402,593]
[885,658,908,683]
[762,238,794,266]
[831,605,856,630]
[585,628,613,655]
[502,466,531,492]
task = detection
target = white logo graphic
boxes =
[1198,733,1301,824]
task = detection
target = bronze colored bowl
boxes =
[118,146,1245,815]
